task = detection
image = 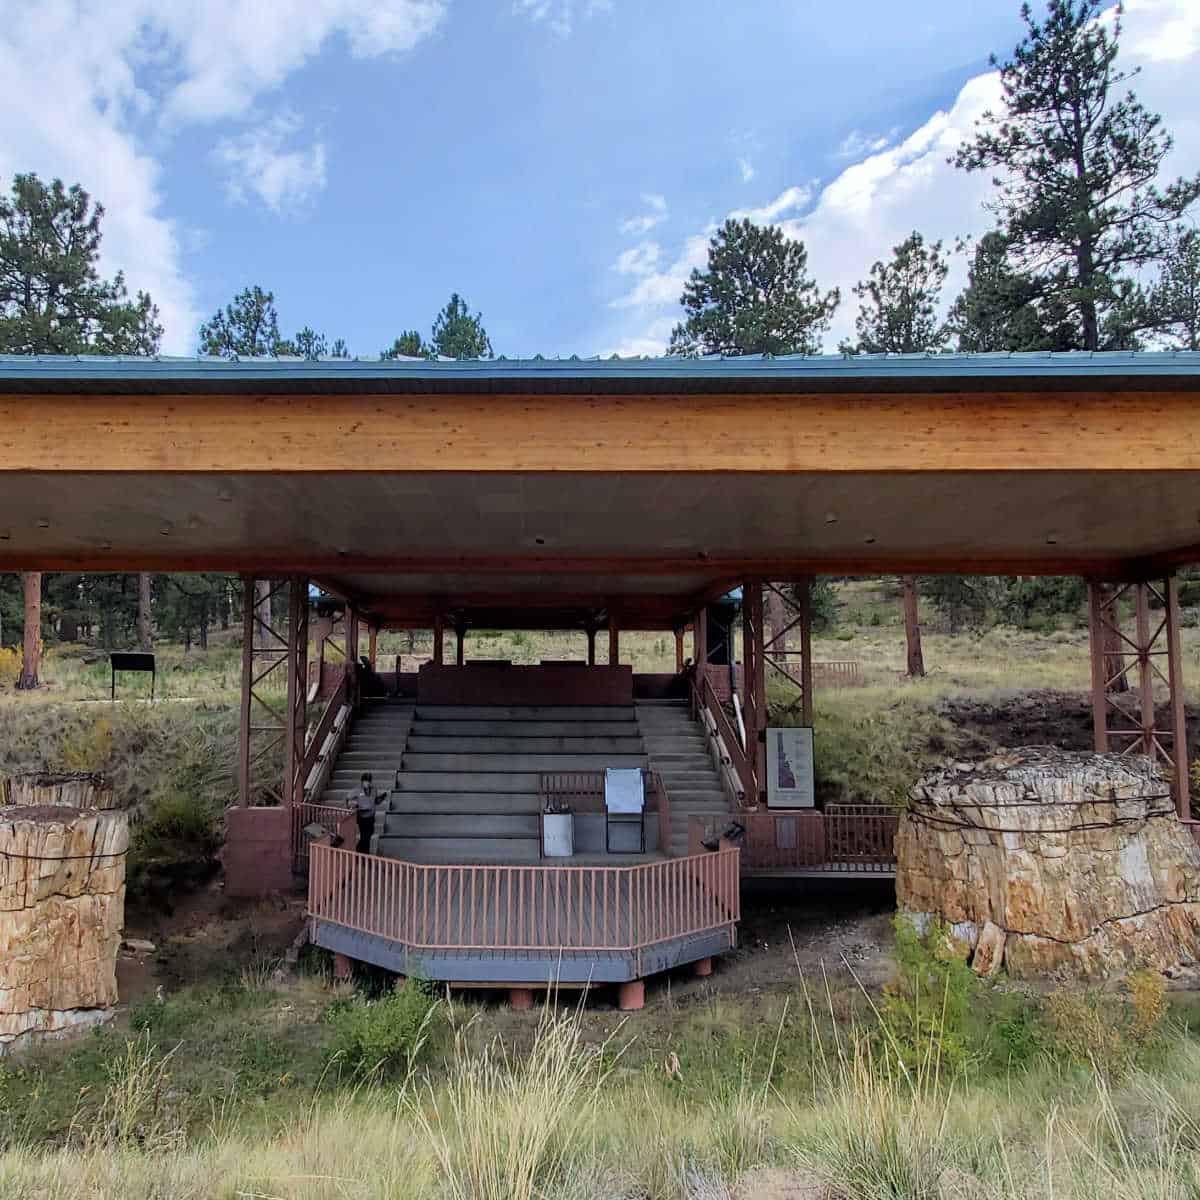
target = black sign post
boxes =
[110,652,156,701]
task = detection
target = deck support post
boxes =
[609,618,620,666]
[741,578,767,804]
[693,957,713,978]
[509,987,535,1011]
[760,580,814,727]
[695,606,708,669]
[586,625,597,666]
[455,622,467,667]
[1086,574,1190,818]
[617,980,645,1011]
[433,613,444,666]
[368,625,377,669]
[333,953,353,981]
[284,577,310,810]
[674,627,685,673]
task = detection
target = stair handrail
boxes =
[690,675,751,808]
[302,671,353,802]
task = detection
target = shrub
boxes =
[61,715,114,771]
[877,917,978,1076]
[0,646,21,687]
[325,976,438,1079]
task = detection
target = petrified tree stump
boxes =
[896,749,1200,979]
[0,804,128,1052]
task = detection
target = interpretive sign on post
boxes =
[766,726,814,808]
[110,652,156,701]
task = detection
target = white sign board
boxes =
[604,767,644,814]
[766,726,815,808]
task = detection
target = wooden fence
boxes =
[308,844,740,959]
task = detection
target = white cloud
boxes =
[601,0,1200,356]
[0,1,448,351]
[738,157,756,183]
[513,0,612,38]
[835,129,893,160]
[619,192,668,236]
[613,241,661,276]
[215,112,327,214]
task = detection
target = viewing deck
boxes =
[307,843,740,985]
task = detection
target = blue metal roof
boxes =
[0,351,1196,391]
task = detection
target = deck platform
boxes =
[307,843,739,986]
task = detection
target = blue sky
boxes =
[1,1,1197,356]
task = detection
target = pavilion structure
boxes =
[1,351,1198,1005]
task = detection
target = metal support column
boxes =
[741,578,767,803]
[762,579,814,725]
[1087,576,1190,817]
[237,576,307,808]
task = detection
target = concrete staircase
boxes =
[319,699,414,810]
[378,705,647,864]
[318,698,734,864]
[636,699,732,858]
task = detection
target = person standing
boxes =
[351,772,377,854]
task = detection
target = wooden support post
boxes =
[455,623,466,667]
[586,626,596,666]
[509,987,534,1011]
[695,607,708,665]
[1165,574,1191,819]
[674,628,685,673]
[347,606,360,665]
[693,957,713,978]
[368,625,377,669]
[237,576,254,807]
[433,613,444,666]
[609,619,619,666]
[1087,581,1109,753]
[798,576,814,728]
[333,953,353,981]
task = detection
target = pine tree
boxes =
[199,286,283,357]
[1146,226,1200,350]
[953,0,1200,350]
[430,294,492,359]
[0,174,162,354]
[380,330,431,359]
[840,231,949,354]
[669,218,838,356]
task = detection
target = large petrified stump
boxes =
[896,749,1200,979]
[0,804,128,1052]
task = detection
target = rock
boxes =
[122,938,157,954]
[0,804,128,1053]
[972,922,1006,977]
[896,749,1200,980]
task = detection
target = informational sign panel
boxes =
[766,726,815,808]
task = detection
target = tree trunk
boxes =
[17,572,41,689]
[902,575,926,678]
[253,579,271,649]
[136,573,153,651]
[59,614,79,642]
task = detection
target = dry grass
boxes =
[6,1002,1200,1199]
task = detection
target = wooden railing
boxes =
[538,770,670,852]
[768,655,864,689]
[308,844,740,964]
[690,807,898,874]
[291,671,354,872]
[690,674,752,807]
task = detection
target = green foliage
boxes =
[1146,225,1200,351]
[954,0,1200,350]
[325,977,439,1079]
[668,217,839,355]
[431,292,493,359]
[879,917,979,1074]
[199,285,345,360]
[381,329,432,359]
[0,173,162,354]
[921,574,1086,632]
[840,230,949,354]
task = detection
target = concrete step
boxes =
[377,836,541,864]
[388,792,541,814]
[383,812,540,838]
[401,753,648,773]
[392,771,543,793]
[405,736,644,755]
[414,705,637,722]
[411,720,640,738]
